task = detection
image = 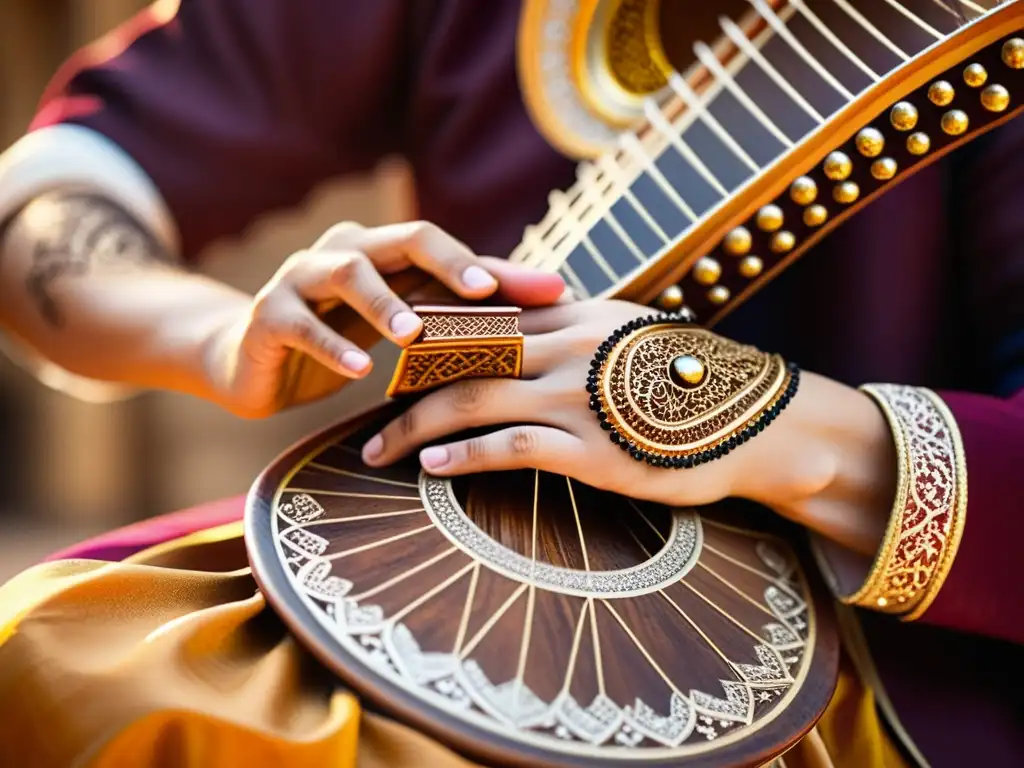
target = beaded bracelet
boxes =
[587,311,799,469]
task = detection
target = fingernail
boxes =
[461,265,497,291]
[362,434,383,463]
[341,350,371,374]
[420,446,450,470]
[389,311,421,339]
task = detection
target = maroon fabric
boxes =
[25,2,1024,765]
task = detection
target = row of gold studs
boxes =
[657,38,1024,313]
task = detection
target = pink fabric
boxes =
[45,495,245,563]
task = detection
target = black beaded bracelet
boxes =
[586,310,800,469]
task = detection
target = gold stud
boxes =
[723,226,752,256]
[803,204,828,227]
[855,128,885,158]
[790,176,818,206]
[963,63,987,88]
[707,285,731,305]
[927,80,955,107]
[833,181,859,204]
[870,157,897,181]
[906,132,931,156]
[738,256,763,278]
[981,84,1010,113]
[657,284,684,311]
[693,257,722,285]
[756,204,784,232]
[941,109,969,136]
[770,231,795,254]
[1003,38,1024,70]
[890,101,918,131]
[823,151,853,181]
[670,355,706,387]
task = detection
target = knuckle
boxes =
[464,437,489,464]
[396,407,418,439]
[318,221,362,249]
[407,220,438,246]
[508,427,539,456]
[330,251,367,285]
[449,379,489,413]
[366,290,396,322]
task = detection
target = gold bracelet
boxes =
[839,384,968,620]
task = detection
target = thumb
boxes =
[478,256,566,307]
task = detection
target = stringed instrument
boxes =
[245,2,1024,765]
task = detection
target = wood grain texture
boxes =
[246,403,840,767]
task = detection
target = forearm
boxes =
[734,371,895,558]
[0,192,249,401]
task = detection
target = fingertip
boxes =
[340,349,372,378]
[420,445,451,471]
[389,310,423,343]
[460,265,499,296]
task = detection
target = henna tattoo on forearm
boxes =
[16,193,172,328]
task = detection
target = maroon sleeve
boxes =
[911,119,1024,644]
[29,0,415,261]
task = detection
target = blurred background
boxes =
[0,0,414,578]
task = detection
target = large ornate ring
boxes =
[587,311,800,468]
[387,305,524,397]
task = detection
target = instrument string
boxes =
[511,470,541,715]
[390,560,478,627]
[290,507,426,527]
[666,72,762,172]
[830,0,911,59]
[577,166,649,265]
[285,487,419,501]
[721,15,827,122]
[882,0,946,38]
[306,460,419,489]
[786,0,881,81]
[350,546,459,601]
[642,100,732,195]
[695,41,796,147]
[325,523,435,560]
[451,562,481,656]
[459,582,529,659]
[620,515,741,674]
[749,0,860,99]
[557,601,591,697]
[596,153,673,241]
[600,599,688,698]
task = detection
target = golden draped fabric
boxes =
[0,522,911,768]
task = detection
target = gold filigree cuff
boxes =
[826,384,967,620]
[587,311,800,468]
[386,306,524,397]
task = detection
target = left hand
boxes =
[361,300,755,507]
[361,299,896,555]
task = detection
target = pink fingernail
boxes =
[390,311,421,339]
[341,350,371,374]
[420,446,450,469]
[462,265,497,291]
[362,434,383,462]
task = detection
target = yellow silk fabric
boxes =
[0,523,911,768]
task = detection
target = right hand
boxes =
[202,220,566,418]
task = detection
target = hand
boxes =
[361,299,896,555]
[202,221,566,418]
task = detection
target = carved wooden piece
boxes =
[246,404,839,767]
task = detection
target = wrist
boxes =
[735,372,894,557]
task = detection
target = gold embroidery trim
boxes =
[842,385,968,620]
[386,306,524,397]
